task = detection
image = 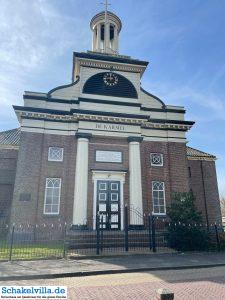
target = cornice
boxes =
[79,59,145,74]
[142,122,191,131]
[71,109,149,120]
[22,94,185,113]
[0,145,19,150]
[127,136,143,143]
[149,118,194,126]
[19,111,192,131]
[187,156,216,162]
[90,11,122,32]
[73,52,148,66]
[75,132,92,139]
[20,111,75,122]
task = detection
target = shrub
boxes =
[166,192,209,251]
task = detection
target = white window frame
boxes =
[152,181,166,215]
[92,171,126,230]
[43,178,61,215]
[150,153,163,167]
[48,147,64,162]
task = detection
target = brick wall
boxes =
[10,132,77,225]
[141,141,189,215]
[188,159,222,225]
[0,148,18,224]
[35,133,77,225]
[168,143,190,193]
[10,131,221,227]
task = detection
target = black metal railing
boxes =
[0,209,224,261]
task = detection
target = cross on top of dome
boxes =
[90,1,122,54]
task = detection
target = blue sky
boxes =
[0,0,225,196]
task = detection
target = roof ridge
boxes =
[0,128,20,134]
[187,145,216,160]
[187,145,213,155]
[0,128,21,147]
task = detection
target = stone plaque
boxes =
[96,150,122,163]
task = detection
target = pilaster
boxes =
[128,136,144,225]
[72,133,92,228]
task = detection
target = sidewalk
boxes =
[1,252,225,281]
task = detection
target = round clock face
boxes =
[103,73,118,86]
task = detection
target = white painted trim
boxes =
[152,181,166,215]
[73,138,89,225]
[129,141,144,225]
[20,125,188,142]
[150,153,164,167]
[92,171,126,230]
[0,145,19,150]
[43,178,61,215]
[152,213,167,216]
[48,147,64,162]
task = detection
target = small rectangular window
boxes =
[44,178,61,215]
[188,167,192,177]
[150,153,163,166]
[19,193,31,202]
[48,147,64,162]
[152,181,166,215]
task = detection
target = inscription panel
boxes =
[78,121,141,134]
[95,123,125,131]
[96,150,122,163]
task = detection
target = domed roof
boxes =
[90,11,122,32]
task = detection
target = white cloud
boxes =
[0,0,88,70]
[143,80,225,122]
[0,0,90,130]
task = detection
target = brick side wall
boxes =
[141,141,171,215]
[10,132,44,224]
[35,134,77,225]
[188,159,222,224]
[168,143,190,193]
[0,149,18,224]
[10,132,77,225]
[141,141,190,215]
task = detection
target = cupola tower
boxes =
[90,1,122,54]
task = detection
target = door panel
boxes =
[97,180,120,230]
[97,181,108,229]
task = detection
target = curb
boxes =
[68,251,181,260]
[1,263,225,282]
[58,250,222,261]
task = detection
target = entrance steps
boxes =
[66,230,152,250]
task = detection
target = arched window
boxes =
[44,178,61,215]
[152,181,166,215]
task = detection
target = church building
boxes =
[0,9,222,229]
